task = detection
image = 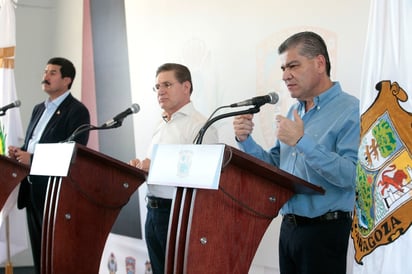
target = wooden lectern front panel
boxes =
[0,155,29,209]
[183,164,293,273]
[165,145,323,274]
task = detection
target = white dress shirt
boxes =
[146,102,218,199]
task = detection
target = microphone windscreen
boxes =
[131,103,140,113]
[268,92,279,104]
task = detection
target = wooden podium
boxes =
[0,155,30,210]
[38,144,147,273]
[165,145,324,273]
[2,143,323,273]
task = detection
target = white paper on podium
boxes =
[147,144,225,189]
[30,142,76,177]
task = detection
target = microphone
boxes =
[230,92,279,107]
[0,100,21,113]
[101,103,140,128]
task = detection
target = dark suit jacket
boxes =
[17,93,90,210]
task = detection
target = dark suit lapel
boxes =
[23,104,45,151]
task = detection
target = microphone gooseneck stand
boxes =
[194,105,262,144]
[0,110,10,116]
[65,120,124,143]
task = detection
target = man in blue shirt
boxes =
[233,31,359,274]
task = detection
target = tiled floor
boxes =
[0,267,34,274]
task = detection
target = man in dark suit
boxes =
[8,57,90,274]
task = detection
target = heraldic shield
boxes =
[352,80,412,263]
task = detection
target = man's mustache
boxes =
[41,80,50,85]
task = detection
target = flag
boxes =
[0,0,28,264]
[350,0,412,273]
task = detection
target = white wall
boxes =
[14,0,83,131]
[124,1,370,273]
[125,0,371,156]
[8,0,371,271]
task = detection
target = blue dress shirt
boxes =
[238,82,360,217]
[27,91,70,153]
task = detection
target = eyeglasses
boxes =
[152,82,178,92]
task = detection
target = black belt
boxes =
[146,196,172,209]
[283,211,351,225]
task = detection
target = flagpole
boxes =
[5,215,13,274]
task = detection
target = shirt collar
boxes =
[44,90,70,108]
[161,101,195,122]
[298,82,341,112]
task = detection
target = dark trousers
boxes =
[26,205,42,274]
[25,182,47,274]
[279,214,352,274]
[145,198,172,274]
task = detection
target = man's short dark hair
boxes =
[278,31,331,77]
[47,57,76,89]
[156,63,193,94]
